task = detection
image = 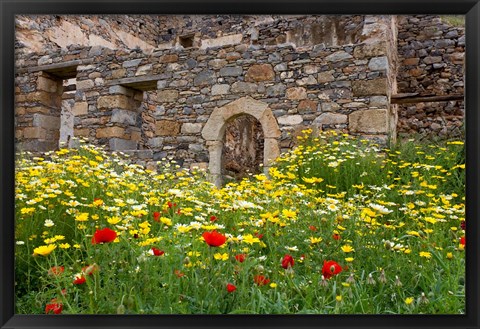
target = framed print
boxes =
[1,0,479,328]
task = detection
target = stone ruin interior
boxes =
[15,15,465,185]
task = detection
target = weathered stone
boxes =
[32,114,60,130]
[109,138,137,150]
[423,56,442,64]
[76,79,95,90]
[313,112,348,126]
[368,56,388,71]
[111,109,137,125]
[194,70,217,87]
[278,115,303,126]
[181,123,203,134]
[188,144,204,153]
[208,59,228,69]
[321,102,341,112]
[211,84,230,95]
[245,64,275,82]
[297,99,318,113]
[156,90,179,102]
[111,69,126,79]
[304,65,319,74]
[148,137,164,148]
[219,66,243,77]
[370,96,388,106]
[23,126,47,139]
[74,128,90,137]
[156,120,181,136]
[72,102,88,116]
[325,51,352,62]
[317,71,335,83]
[352,78,387,96]
[286,87,307,100]
[109,85,134,96]
[98,95,131,110]
[403,58,420,66]
[123,59,142,68]
[231,82,257,94]
[349,109,388,133]
[136,64,152,76]
[159,54,178,63]
[37,76,58,93]
[200,34,243,49]
[296,76,317,86]
[274,63,287,72]
[434,39,455,48]
[266,84,286,97]
[96,126,125,138]
[353,42,387,58]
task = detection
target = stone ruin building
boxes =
[14,15,465,186]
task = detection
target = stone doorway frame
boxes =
[201,96,281,187]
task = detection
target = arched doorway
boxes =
[201,97,281,187]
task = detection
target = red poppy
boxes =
[91,227,117,244]
[73,275,86,285]
[309,225,317,231]
[48,266,65,276]
[153,211,161,222]
[332,233,341,241]
[210,215,218,222]
[45,299,63,314]
[202,230,227,247]
[235,254,246,263]
[226,283,237,293]
[254,232,264,239]
[281,254,295,269]
[322,260,343,279]
[253,275,270,286]
[151,247,165,256]
[167,201,176,209]
[174,269,185,278]
[460,236,466,246]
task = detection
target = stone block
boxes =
[111,109,138,125]
[109,138,138,151]
[403,58,420,66]
[156,90,179,103]
[245,64,275,82]
[231,82,257,94]
[321,102,341,112]
[297,100,318,113]
[325,51,353,62]
[181,123,203,134]
[136,64,152,76]
[97,95,130,109]
[349,109,388,133]
[111,69,126,79]
[96,126,126,138]
[208,59,227,69]
[123,59,143,68]
[37,76,59,93]
[23,126,47,139]
[148,137,164,148]
[219,67,243,77]
[156,120,181,136]
[159,54,178,63]
[278,115,303,126]
[352,78,387,97]
[109,85,134,96]
[32,114,60,130]
[317,71,335,83]
[266,84,286,97]
[423,56,443,65]
[194,70,217,87]
[286,87,307,100]
[76,79,95,90]
[74,128,90,137]
[368,56,388,71]
[313,113,348,126]
[370,96,388,107]
[71,102,88,116]
[353,41,387,59]
[264,138,280,165]
[211,84,230,95]
[200,34,243,49]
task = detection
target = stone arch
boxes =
[201,96,281,187]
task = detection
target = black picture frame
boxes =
[1,1,479,328]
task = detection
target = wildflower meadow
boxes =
[14,130,465,314]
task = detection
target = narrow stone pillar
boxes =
[206,140,224,187]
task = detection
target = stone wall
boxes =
[396,15,465,138]
[15,15,395,180]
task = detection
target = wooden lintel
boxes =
[107,75,164,91]
[28,60,82,79]
[391,94,464,104]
